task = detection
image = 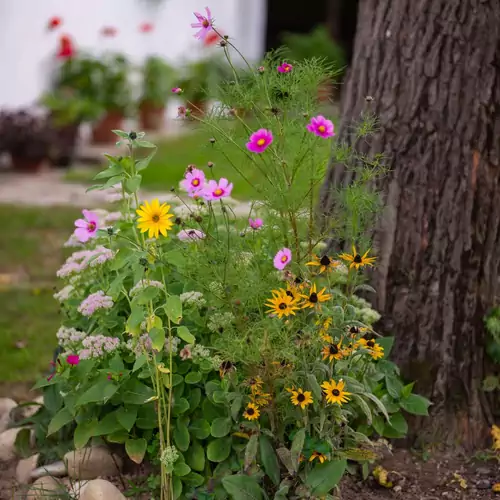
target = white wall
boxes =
[0,0,267,108]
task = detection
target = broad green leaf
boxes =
[244,434,259,469]
[172,398,190,416]
[363,393,390,421]
[383,412,408,438]
[100,175,123,190]
[14,429,32,459]
[126,437,147,464]
[207,437,232,463]
[305,458,347,496]
[372,414,385,435]
[48,408,73,435]
[400,394,431,416]
[135,139,156,148]
[76,381,118,406]
[231,395,242,421]
[133,354,147,372]
[259,436,280,486]
[188,387,202,411]
[133,286,160,305]
[150,328,166,351]
[173,476,183,500]
[190,419,211,440]
[93,163,124,180]
[136,151,156,171]
[273,484,290,500]
[173,462,191,477]
[222,475,264,500]
[74,418,98,449]
[174,421,191,452]
[401,382,415,398]
[212,391,227,405]
[127,304,145,333]
[182,472,205,487]
[165,295,183,324]
[177,325,196,344]
[276,448,294,475]
[376,336,395,358]
[351,394,372,426]
[124,175,142,194]
[116,406,138,432]
[121,379,155,405]
[202,399,224,420]
[290,428,305,471]
[186,440,205,471]
[106,430,128,444]
[385,375,404,399]
[185,372,202,385]
[112,129,130,139]
[109,353,125,373]
[306,374,323,400]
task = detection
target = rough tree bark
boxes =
[320,0,500,448]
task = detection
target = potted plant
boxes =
[282,25,346,101]
[139,56,175,131]
[91,54,133,144]
[0,110,52,172]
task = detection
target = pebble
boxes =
[476,478,491,490]
[64,447,122,480]
[15,453,39,484]
[0,427,25,461]
[80,479,126,500]
[26,476,66,498]
[31,460,67,480]
[476,466,491,476]
[0,398,17,433]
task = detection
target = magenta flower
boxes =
[202,178,233,201]
[277,62,293,73]
[177,229,206,241]
[306,115,335,139]
[171,87,183,94]
[74,210,99,243]
[191,7,214,40]
[177,106,188,118]
[66,354,80,366]
[249,218,263,230]
[273,248,292,270]
[181,168,205,196]
[246,129,273,154]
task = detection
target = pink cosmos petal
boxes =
[249,218,263,229]
[246,129,273,154]
[74,218,87,228]
[74,228,91,243]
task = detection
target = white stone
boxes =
[16,453,39,484]
[64,447,122,480]
[31,460,67,480]
[62,478,89,496]
[22,396,45,419]
[80,479,125,500]
[26,476,66,498]
[0,398,17,433]
[0,427,24,462]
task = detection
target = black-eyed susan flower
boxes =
[136,199,174,238]
[339,245,376,270]
[356,338,384,360]
[321,379,351,406]
[299,283,331,309]
[285,283,300,303]
[492,482,500,493]
[309,451,328,463]
[247,376,264,392]
[322,341,343,362]
[306,254,339,274]
[266,289,300,319]
[492,425,500,450]
[243,403,260,421]
[289,388,313,409]
[251,391,271,407]
[341,341,356,357]
[219,360,235,378]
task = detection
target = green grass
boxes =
[0,205,80,383]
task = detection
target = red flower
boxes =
[101,26,118,37]
[48,16,62,31]
[57,35,75,59]
[66,354,80,366]
[204,30,220,47]
[139,22,154,33]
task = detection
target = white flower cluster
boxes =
[54,285,74,302]
[79,335,121,359]
[57,246,115,278]
[165,336,181,354]
[207,312,235,333]
[238,252,253,266]
[78,291,114,317]
[208,281,224,296]
[180,291,206,308]
[160,446,179,467]
[358,307,381,325]
[126,334,153,356]
[56,326,86,347]
[130,279,165,297]
[192,344,210,358]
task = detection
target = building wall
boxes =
[0,0,267,109]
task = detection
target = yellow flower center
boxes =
[257,138,266,146]
[284,66,290,72]
[318,125,325,132]
[281,255,288,262]
[214,188,223,196]
[202,19,210,28]
[192,179,200,186]
[152,214,160,223]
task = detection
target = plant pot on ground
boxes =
[0,110,52,172]
[91,111,125,144]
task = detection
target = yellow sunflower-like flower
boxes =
[317,317,333,341]
[322,340,343,362]
[339,245,376,270]
[341,341,356,357]
[492,482,500,493]
[247,376,264,392]
[136,199,174,238]
[492,425,500,450]
[299,283,332,309]
[309,451,328,463]
[356,338,384,360]
[243,403,260,421]
[289,388,313,409]
[306,255,339,274]
[251,391,271,407]
[321,379,351,406]
[266,289,301,319]
[285,283,301,303]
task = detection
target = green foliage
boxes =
[140,56,176,106]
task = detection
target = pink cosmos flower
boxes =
[306,115,335,139]
[177,229,206,241]
[202,178,233,201]
[274,248,292,270]
[171,87,183,94]
[277,62,293,73]
[249,218,263,230]
[74,210,99,243]
[246,129,273,154]
[139,22,154,33]
[67,354,80,366]
[191,7,214,40]
[181,168,205,196]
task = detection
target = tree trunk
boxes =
[320,0,500,449]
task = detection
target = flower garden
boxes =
[1,8,439,500]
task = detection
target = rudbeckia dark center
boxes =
[350,326,359,334]
[367,340,375,348]
[294,276,303,284]
[297,393,306,402]
[279,303,287,310]
[363,333,376,341]
[309,293,318,303]
[331,389,340,396]
[320,255,331,266]
[353,254,362,263]
[152,214,160,223]
[247,408,255,415]
[286,290,295,299]
[329,344,339,354]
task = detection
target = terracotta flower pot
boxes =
[51,122,80,168]
[139,102,165,131]
[318,81,333,103]
[11,156,44,173]
[92,111,125,144]
[188,101,207,119]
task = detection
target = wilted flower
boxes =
[101,26,118,37]
[177,106,188,118]
[246,129,273,154]
[273,248,292,270]
[177,229,206,241]
[179,345,193,360]
[257,66,265,73]
[165,337,181,354]
[74,209,99,243]
[191,7,214,40]
[56,326,86,347]
[54,285,74,302]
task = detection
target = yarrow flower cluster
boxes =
[160,446,179,467]
[54,285,74,302]
[56,326,86,347]
[208,281,224,296]
[180,291,206,307]
[130,279,165,297]
[126,334,153,356]
[57,246,115,278]
[79,335,120,359]
[165,337,181,354]
[78,291,114,317]
[208,312,235,333]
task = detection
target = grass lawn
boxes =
[67,124,331,199]
[0,205,79,385]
